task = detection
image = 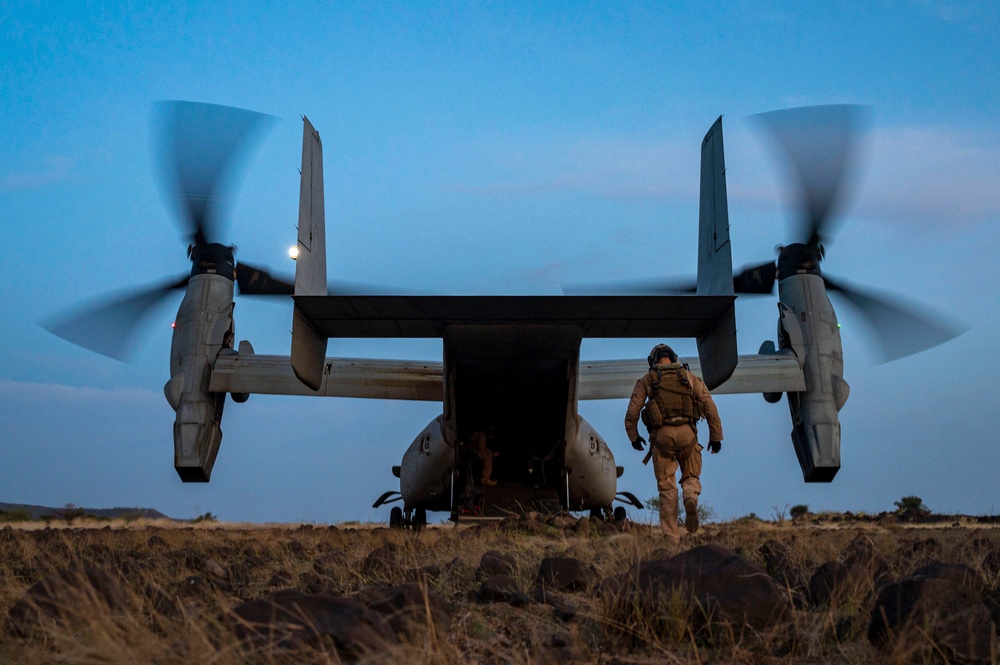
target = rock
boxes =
[868,561,993,662]
[230,589,396,656]
[176,575,210,597]
[476,575,523,603]
[546,515,577,530]
[981,547,1000,575]
[145,534,169,549]
[176,547,204,571]
[8,565,127,635]
[204,558,229,582]
[808,534,891,606]
[362,543,398,576]
[573,516,590,534]
[983,589,1000,635]
[476,550,517,579]
[808,561,855,606]
[535,557,591,593]
[143,582,181,618]
[300,572,327,594]
[363,582,453,640]
[911,561,987,595]
[842,531,875,567]
[601,544,789,636]
[267,570,293,587]
[313,551,348,577]
[406,564,441,582]
[759,539,797,587]
[534,587,579,621]
[911,537,941,554]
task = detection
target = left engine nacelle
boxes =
[399,415,453,511]
[164,264,236,482]
[563,415,617,511]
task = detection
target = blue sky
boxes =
[2,1,998,522]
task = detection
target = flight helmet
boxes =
[647,344,678,366]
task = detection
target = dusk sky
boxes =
[2,2,998,523]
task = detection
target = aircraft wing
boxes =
[578,353,805,399]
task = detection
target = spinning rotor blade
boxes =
[733,260,778,295]
[235,263,425,297]
[754,104,867,248]
[235,262,295,296]
[157,101,276,245]
[823,275,967,363]
[41,275,190,362]
[561,278,696,296]
[327,279,428,295]
[561,260,777,296]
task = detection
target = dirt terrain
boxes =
[1,513,998,664]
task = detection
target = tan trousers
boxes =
[478,447,494,481]
[651,424,703,543]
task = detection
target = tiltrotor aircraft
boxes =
[45,101,962,527]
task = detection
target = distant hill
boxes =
[0,502,174,521]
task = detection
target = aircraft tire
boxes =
[389,506,404,529]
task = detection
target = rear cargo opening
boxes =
[446,325,580,518]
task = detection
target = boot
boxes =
[481,478,497,487]
[684,497,699,534]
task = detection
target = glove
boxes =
[631,436,646,451]
[708,440,722,454]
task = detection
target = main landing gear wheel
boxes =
[413,508,427,530]
[589,506,614,522]
[613,506,628,522]
[389,506,404,529]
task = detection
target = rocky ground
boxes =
[1,513,999,664]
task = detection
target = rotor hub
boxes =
[777,243,824,281]
[188,243,235,281]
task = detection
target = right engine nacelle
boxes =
[777,273,849,482]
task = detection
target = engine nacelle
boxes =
[165,269,236,482]
[399,415,453,511]
[777,273,849,482]
[563,415,617,510]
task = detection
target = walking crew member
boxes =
[624,344,723,544]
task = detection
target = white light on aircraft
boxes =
[289,245,299,260]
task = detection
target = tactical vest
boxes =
[641,365,703,430]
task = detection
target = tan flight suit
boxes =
[624,362,723,542]
[471,430,496,483]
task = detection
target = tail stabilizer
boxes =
[695,116,737,388]
[291,116,329,390]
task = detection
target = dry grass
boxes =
[1,516,998,663]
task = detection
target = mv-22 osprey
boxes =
[47,102,961,527]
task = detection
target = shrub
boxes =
[55,503,86,524]
[0,508,32,522]
[790,504,809,520]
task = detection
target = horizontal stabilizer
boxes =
[209,351,805,402]
[293,295,736,339]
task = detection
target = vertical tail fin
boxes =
[695,116,738,388]
[290,117,328,390]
